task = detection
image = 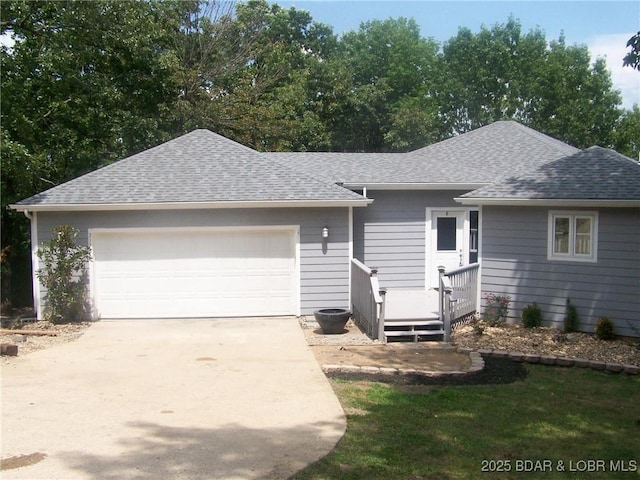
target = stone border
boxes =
[322,346,640,378]
[322,351,485,378]
[466,347,640,375]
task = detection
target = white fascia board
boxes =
[10,199,373,212]
[454,197,640,208]
[343,183,487,191]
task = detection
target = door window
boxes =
[437,217,457,251]
[469,210,479,263]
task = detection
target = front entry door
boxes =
[430,210,464,286]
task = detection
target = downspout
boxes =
[22,210,33,226]
[348,206,353,310]
[477,205,483,316]
[23,210,41,320]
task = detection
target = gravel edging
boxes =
[472,347,640,375]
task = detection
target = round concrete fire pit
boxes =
[314,308,351,334]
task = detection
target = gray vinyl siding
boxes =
[353,190,468,289]
[35,208,351,317]
[481,206,640,337]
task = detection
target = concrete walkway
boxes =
[1,318,346,480]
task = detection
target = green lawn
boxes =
[292,362,640,480]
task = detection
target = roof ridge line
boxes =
[584,145,638,164]
[508,121,580,154]
[194,129,261,154]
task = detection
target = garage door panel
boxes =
[92,228,297,318]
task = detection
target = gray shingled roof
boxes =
[461,146,640,201]
[15,129,367,207]
[16,122,630,210]
[268,121,580,185]
[265,152,403,184]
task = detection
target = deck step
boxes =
[384,316,444,342]
[385,312,440,321]
[384,330,445,337]
[385,320,443,327]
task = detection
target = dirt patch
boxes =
[310,343,471,372]
[303,317,475,377]
[0,453,47,471]
[0,320,92,363]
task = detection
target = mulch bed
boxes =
[452,321,640,367]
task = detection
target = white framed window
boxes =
[547,211,598,262]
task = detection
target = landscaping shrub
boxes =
[36,225,92,324]
[595,317,615,340]
[564,297,579,333]
[482,293,510,325]
[473,322,485,335]
[521,303,542,329]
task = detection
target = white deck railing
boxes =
[439,263,480,341]
[350,259,386,342]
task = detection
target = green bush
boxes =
[36,225,92,323]
[521,303,542,329]
[595,317,615,340]
[564,298,579,333]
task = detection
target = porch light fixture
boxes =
[322,226,329,239]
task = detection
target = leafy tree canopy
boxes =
[330,17,441,151]
[439,20,624,149]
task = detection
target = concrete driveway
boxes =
[1,318,346,480]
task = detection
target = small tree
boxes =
[564,298,579,333]
[595,317,615,340]
[36,226,92,323]
[521,303,542,329]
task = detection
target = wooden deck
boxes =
[384,289,440,321]
[350,258,479,343]
[383,289,444,341]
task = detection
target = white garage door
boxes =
[91,228,298,318]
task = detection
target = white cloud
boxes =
[1,32,15,53]
[588,33,639,110]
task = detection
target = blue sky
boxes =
[273,1,640,109]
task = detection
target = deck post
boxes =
[443,291,451,343]
[438,266,454,343]
[378,288,387,343]
[437,265,446,325]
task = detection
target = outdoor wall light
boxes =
[322,226,329,239]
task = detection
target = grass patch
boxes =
[292,363,640,479]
